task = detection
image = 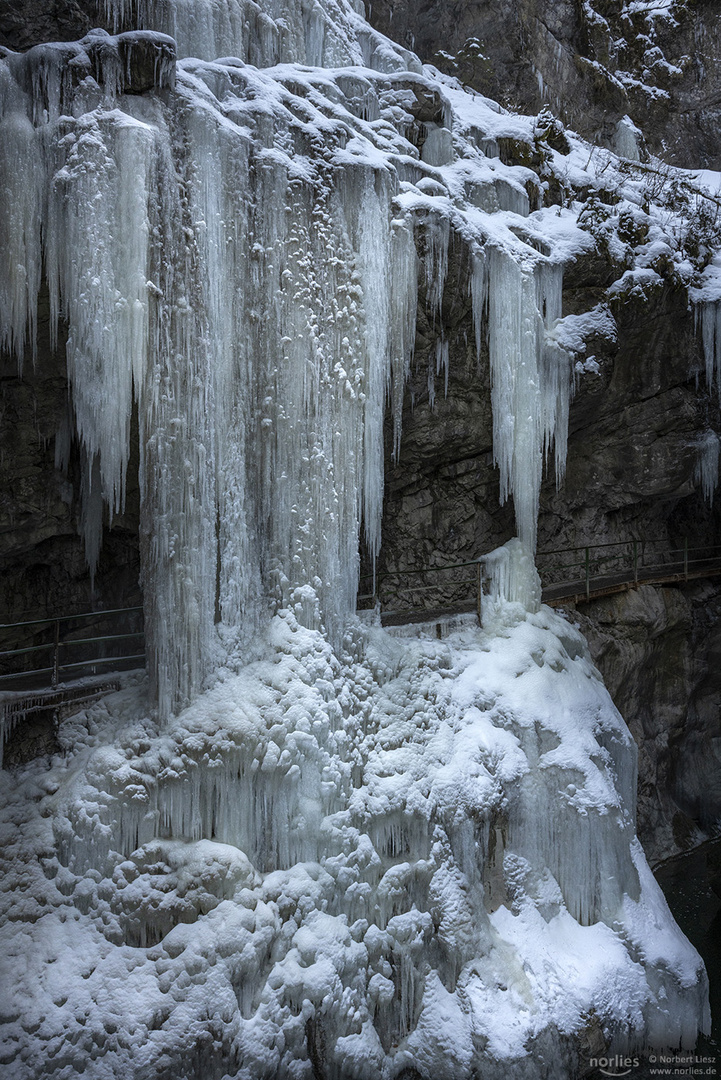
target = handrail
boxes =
[0,632,144,660]
[359,558,483,583]
[360,538,721,623]
[0,605,145,690]
[0,605,144,631]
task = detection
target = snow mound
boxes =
[0,607,708,1078]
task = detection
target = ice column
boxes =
[484,247,568,557]
[46,112,154,574]
[137,108,219,717]
[0,63,44,368]
[482,537,542,613]
[389,218,418,462]
[147,64,417,698]
[698,300,721,400]
[352,172,418,564]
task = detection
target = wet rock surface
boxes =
[572,582,721,864]
[0,0,98,52]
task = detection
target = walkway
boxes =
[361,539,721,627]
[1,538,720,724]
[0,607,144,764]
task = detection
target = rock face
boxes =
[365,0,721,169]
[573,582,721,865]
[0,0,96,52]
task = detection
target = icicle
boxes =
[354,171,398,566]
[436,336,449,398]
[470,249,487,367]
[44,107,153,524]
[537,262,570,489]
[137,109,218,717]
[486,248,569,561]
[487,247,542,553]
[389,215,418,462]
[698,300,721,400]
[78,450,105,585]
[695,429,720,505]
[0,65,44,369]
[421,212,449,329]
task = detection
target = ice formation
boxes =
[482,538,542,616]
[0,0,714,1076]
[694,429,720,505]
[0,18,579,715]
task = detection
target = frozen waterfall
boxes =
[0,23,573,715]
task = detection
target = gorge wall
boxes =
[364,0,721,169]
[369,180,721,864]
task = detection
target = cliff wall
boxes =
[365,0,721,168]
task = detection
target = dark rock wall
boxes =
[365,0,721,169]
[572,581,721,864]
[0,286,141,663]
[0,0,98,51]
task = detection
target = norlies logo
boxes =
[590,1056,641,1077]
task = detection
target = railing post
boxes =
[633,540,638,586]
[684,536,688,581]
[477,561,483,626]
[585,546,590,601]
[52,619,60,688]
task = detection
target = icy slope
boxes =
[0,606,708,1079]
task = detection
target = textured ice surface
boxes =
[694,429,720,505]
[102,0,420,71]
[3,16,715,712]
[0,609,709,1079]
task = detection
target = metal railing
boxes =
[538,539,721,603]
[0,606,145,691]
[2,539,719,684]
[359,539,721,624]
[358,558,484,625]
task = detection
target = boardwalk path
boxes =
[368,539,721,627]
[2,540,721,688]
